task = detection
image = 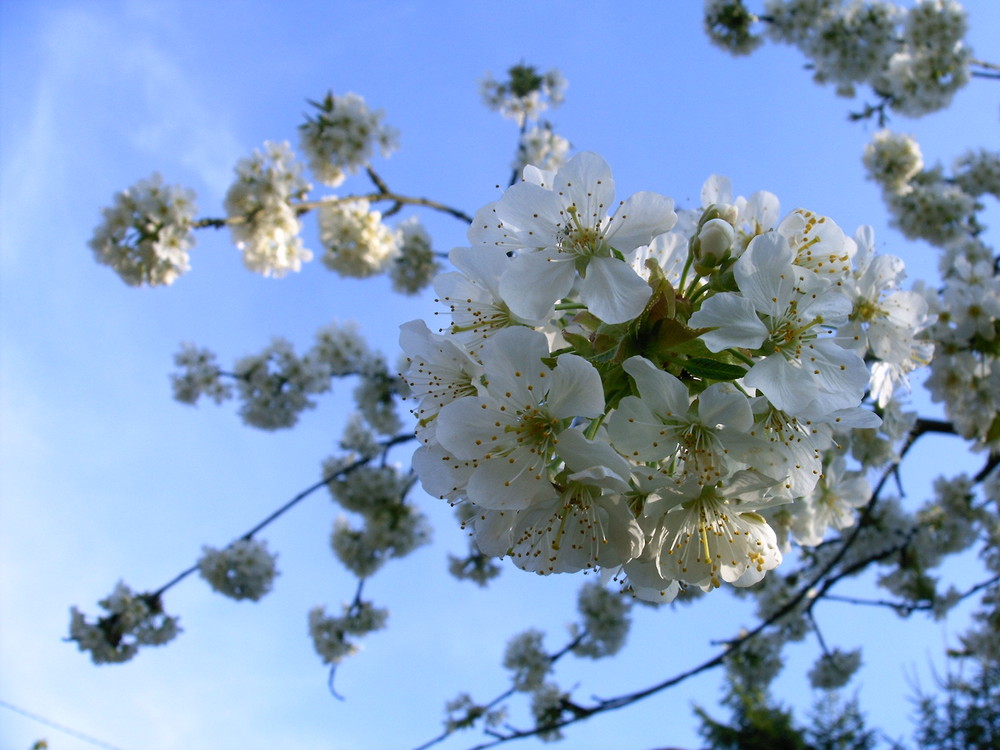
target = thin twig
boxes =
[151,433,415,598]
[440,413,970,749]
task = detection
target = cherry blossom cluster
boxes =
[89,173,197,287]
[68,582,180,664]
[308,599,389,665]
[924,249,1000,447]
[170,343,233,404]
[864,129,1000,448]
[171,321,404,433]
[322,461,430,579]
[402,152,931,602]
[390,216,441,295]
[480,63,566,125]
[705,0,973,116]
[197,538,279,601]
[319,198,399,278]
[224,140,314,278]
[299,91,398,188]
[90,92,441,295]
[319,204,437,289]
[512,125,571,176]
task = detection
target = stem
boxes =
[824,573,1000,614]
[192,191,474,230]
[445,412,976,749]
[151,432,415,599]
[507,119,529,188]
[583,414,605,441]
[726,348,756,367]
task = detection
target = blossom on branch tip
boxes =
[89,173,197,287]
[197,538,279,601]
[480,64,566,125]
[319,199,398,278]
[224,140,313,278]
[299,91,398,187]
[69,582,180,664]
[390,217,440,295]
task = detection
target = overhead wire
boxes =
[0,699,126,750]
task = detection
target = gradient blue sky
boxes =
[1,2,998,749]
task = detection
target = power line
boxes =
[0,699,126,750]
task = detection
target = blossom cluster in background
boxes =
[480,63,567,125]
[864,129,1000,447]
[298,91,398,188]
[197,538,279,601]
[705,0,972,116]
[223,140,313,277]
[68,582,180,664]
[88,93,439,295]
[88,173,197,286]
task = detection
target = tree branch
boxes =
[151,432,415,599]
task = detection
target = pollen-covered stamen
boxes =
[439,294,517,340]
[765,309,825,359]
[785,209,851,277]
[677,423,727,482]
[557,204,611,260]
[850,297,886,324]
[506,406,562,454]
[658,486,781,588]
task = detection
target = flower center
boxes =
[559,205,610,259]
[508,407,560,451]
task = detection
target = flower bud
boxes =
[698,218,735,260]
[701,202,739,226]
[693,217,735,275]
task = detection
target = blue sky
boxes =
[1,1,998,749]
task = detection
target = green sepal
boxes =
[986,413,1000,444]
[595,360,632,411]
[561,331,595,359]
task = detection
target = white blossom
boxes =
[570,581,632,658]
[299,91,398,187]
[390,217,440,294]
[808,647,862,689]
[512,125,570,175]
[224,140,313,277]
[431,327,605,511]
[642,474,786,590]
[308,601,388,665]
[480,64,566,125]
[503,629,551,692]
[319,199,398,278]
[689,231,869,419]
[170,343,232,405]
[232,338,331,430]
[89,173,197,287]
[197,538,278,601]
[469,151,676,323]
[863,130,924,195]
[433,246,543,352]
[69,582,180,664]
[791,455,871,546]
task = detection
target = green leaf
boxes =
[683,357,747,381]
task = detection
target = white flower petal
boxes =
[579,256,651,323]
